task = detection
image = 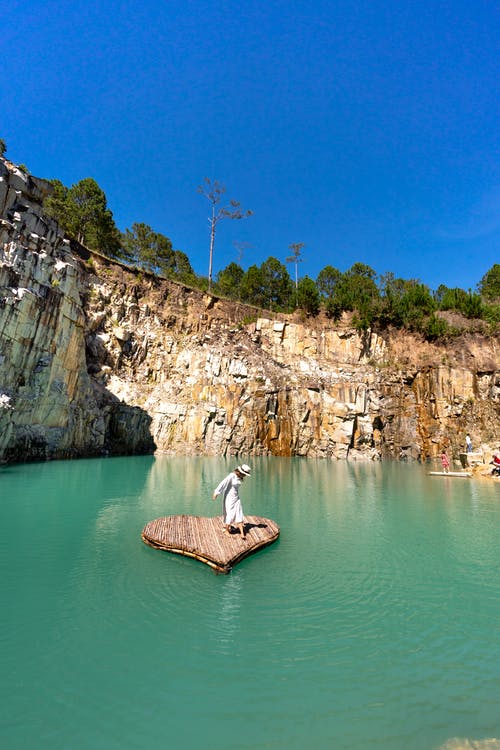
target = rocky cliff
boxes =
[1,158,498,464]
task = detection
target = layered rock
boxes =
[0,156,498,464]
[0,160,154,461]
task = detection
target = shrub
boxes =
[425,315,449,340]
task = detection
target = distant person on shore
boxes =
[212,464,252,539]
[440,450,450,473]
[465,434,473,453]
[491,449,500,476]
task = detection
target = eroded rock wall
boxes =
[0,160,154,461]
[82,258,498,462]
[0,156,498,464]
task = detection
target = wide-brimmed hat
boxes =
[236,464,252,476]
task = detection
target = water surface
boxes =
[1,456,499,749]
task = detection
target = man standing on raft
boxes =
[212,464,252,539]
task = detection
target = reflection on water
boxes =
[213,574,244,655]
[1,456,499,750]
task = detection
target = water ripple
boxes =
[3,457,500,750]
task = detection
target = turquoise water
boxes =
[1,456,499,750]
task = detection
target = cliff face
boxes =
[0,160,154,461]
[1,158,498,464]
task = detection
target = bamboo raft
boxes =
[428,471,472,478]
[141,514,280,573]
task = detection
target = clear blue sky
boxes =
[2,0,498,292]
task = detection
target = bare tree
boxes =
[286,242,304,305]
[233,239,253,265]
[197,178,252,291]
[286,242,304,289]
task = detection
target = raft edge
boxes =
[141,514,280,573]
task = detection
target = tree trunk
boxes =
[208,209,216,292]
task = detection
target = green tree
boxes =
[482,303,500,326]
[121,223,173,273]
[67,178,120,256]
[45,177,122,259]
[339,263,380,328]
[435,285,484,319]
[197,178,252,291]
[434,284,448,306]
[324,296,343,320]
[379,272,409,326]
[478,264,500,301]
[317,265,343,319]
[240,264,265,307]
[379,274,437,330]
[425,314,449,340]
[317,265,342,300]
[398,281,436,330]
[260,256,294,310]
[165,250,195,283]
[462,292,483,319]
[435,285,467,311]
[44,179,69,226]
[0,138,6,156]
[215,262,245,299]
[297,275,320,315]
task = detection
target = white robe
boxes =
[214,471,244,524]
